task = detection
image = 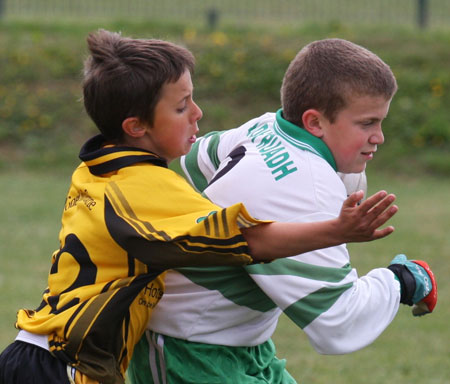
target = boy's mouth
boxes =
[361,150,375,160]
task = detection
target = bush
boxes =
[0,20,448,174]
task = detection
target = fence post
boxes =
[206,8,219,29]
[417,0,428,28]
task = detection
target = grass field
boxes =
[0,5,449,382]
[0,167,448,383]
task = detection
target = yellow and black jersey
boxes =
[16,134,263,383]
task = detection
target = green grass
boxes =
[0,169,71,349]
[0,168,449,383]
[273,170,450,383]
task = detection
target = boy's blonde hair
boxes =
[281,38,397,126]
[83,29,195,141]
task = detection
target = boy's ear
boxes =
[302,109,324,138]
[122,117,147,138]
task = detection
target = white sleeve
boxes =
[246,245,400,354]
[181,117,265,192]
[304,267,400,354]
[180,131,224,192]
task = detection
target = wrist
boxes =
[324,218,345,247]
[387,264,416,305]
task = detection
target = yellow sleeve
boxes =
[105,166,270,268]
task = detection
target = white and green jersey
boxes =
[148,110,400,354]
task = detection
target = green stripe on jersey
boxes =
[177,266,277,312]
[183,131,223,192]
[184,141,208,192]
[275,109,337,171]
[285,283,353,328]
[246,259,352,283]
[206,133,222,169]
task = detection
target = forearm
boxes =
[242,190,398,262]
[241,220,342,261]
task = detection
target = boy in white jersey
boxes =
[129,38,438,383]
[0,32,402,384]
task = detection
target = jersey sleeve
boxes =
[181,131,226,192]
[181,117,262,192]
[245,242,400,354]
[104,166,268,269]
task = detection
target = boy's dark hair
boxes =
[83,29,195,141]
[281,38,398,126]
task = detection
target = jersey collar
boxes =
[274,109,337,171]
[79,134,168,176]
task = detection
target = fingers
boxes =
[339,189,399,243]
[371,225,395,240]
[367,203,399,229]
[358,190,391,214]
[343,190,365,208]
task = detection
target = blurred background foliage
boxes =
[0,11,449,175]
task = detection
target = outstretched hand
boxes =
[338,190,398,243]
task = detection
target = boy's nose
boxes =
[370,126,384,145]
[193,101,203,122]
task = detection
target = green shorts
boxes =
[127,330,297,384]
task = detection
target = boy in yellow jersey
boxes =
[0,30,398,384]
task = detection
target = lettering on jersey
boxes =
[247,123,298,181]
[139,282,164,309]
[65,189,96,211]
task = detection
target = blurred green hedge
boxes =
[0,20,449,174]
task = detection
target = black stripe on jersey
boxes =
[63,300,88,341]
[175,233,248,252]
[203,216,211,235]
[209,145,246,186]
[52,272,161,379]
[79,134,167,176]
[88,155,167,176]
[50,234,97,290]
[47,295,80,316]
[120,311,131,364]
[127,254,135,277]
[102,281,114,293]
[48,338,65,353]
[203,210,230,238]
[105,196,182,268]
[176,240,249,256]
[220,209,230,237]
[107,182,172,242]
[212,211,219,237]
[35,289,50,311]
[105,191,250,267]
[105,195,147,251]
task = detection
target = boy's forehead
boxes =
[340,94,391,117]
[159,71,193,99]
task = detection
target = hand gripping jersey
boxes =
[147,110,400,354]
[15,134,262,383]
